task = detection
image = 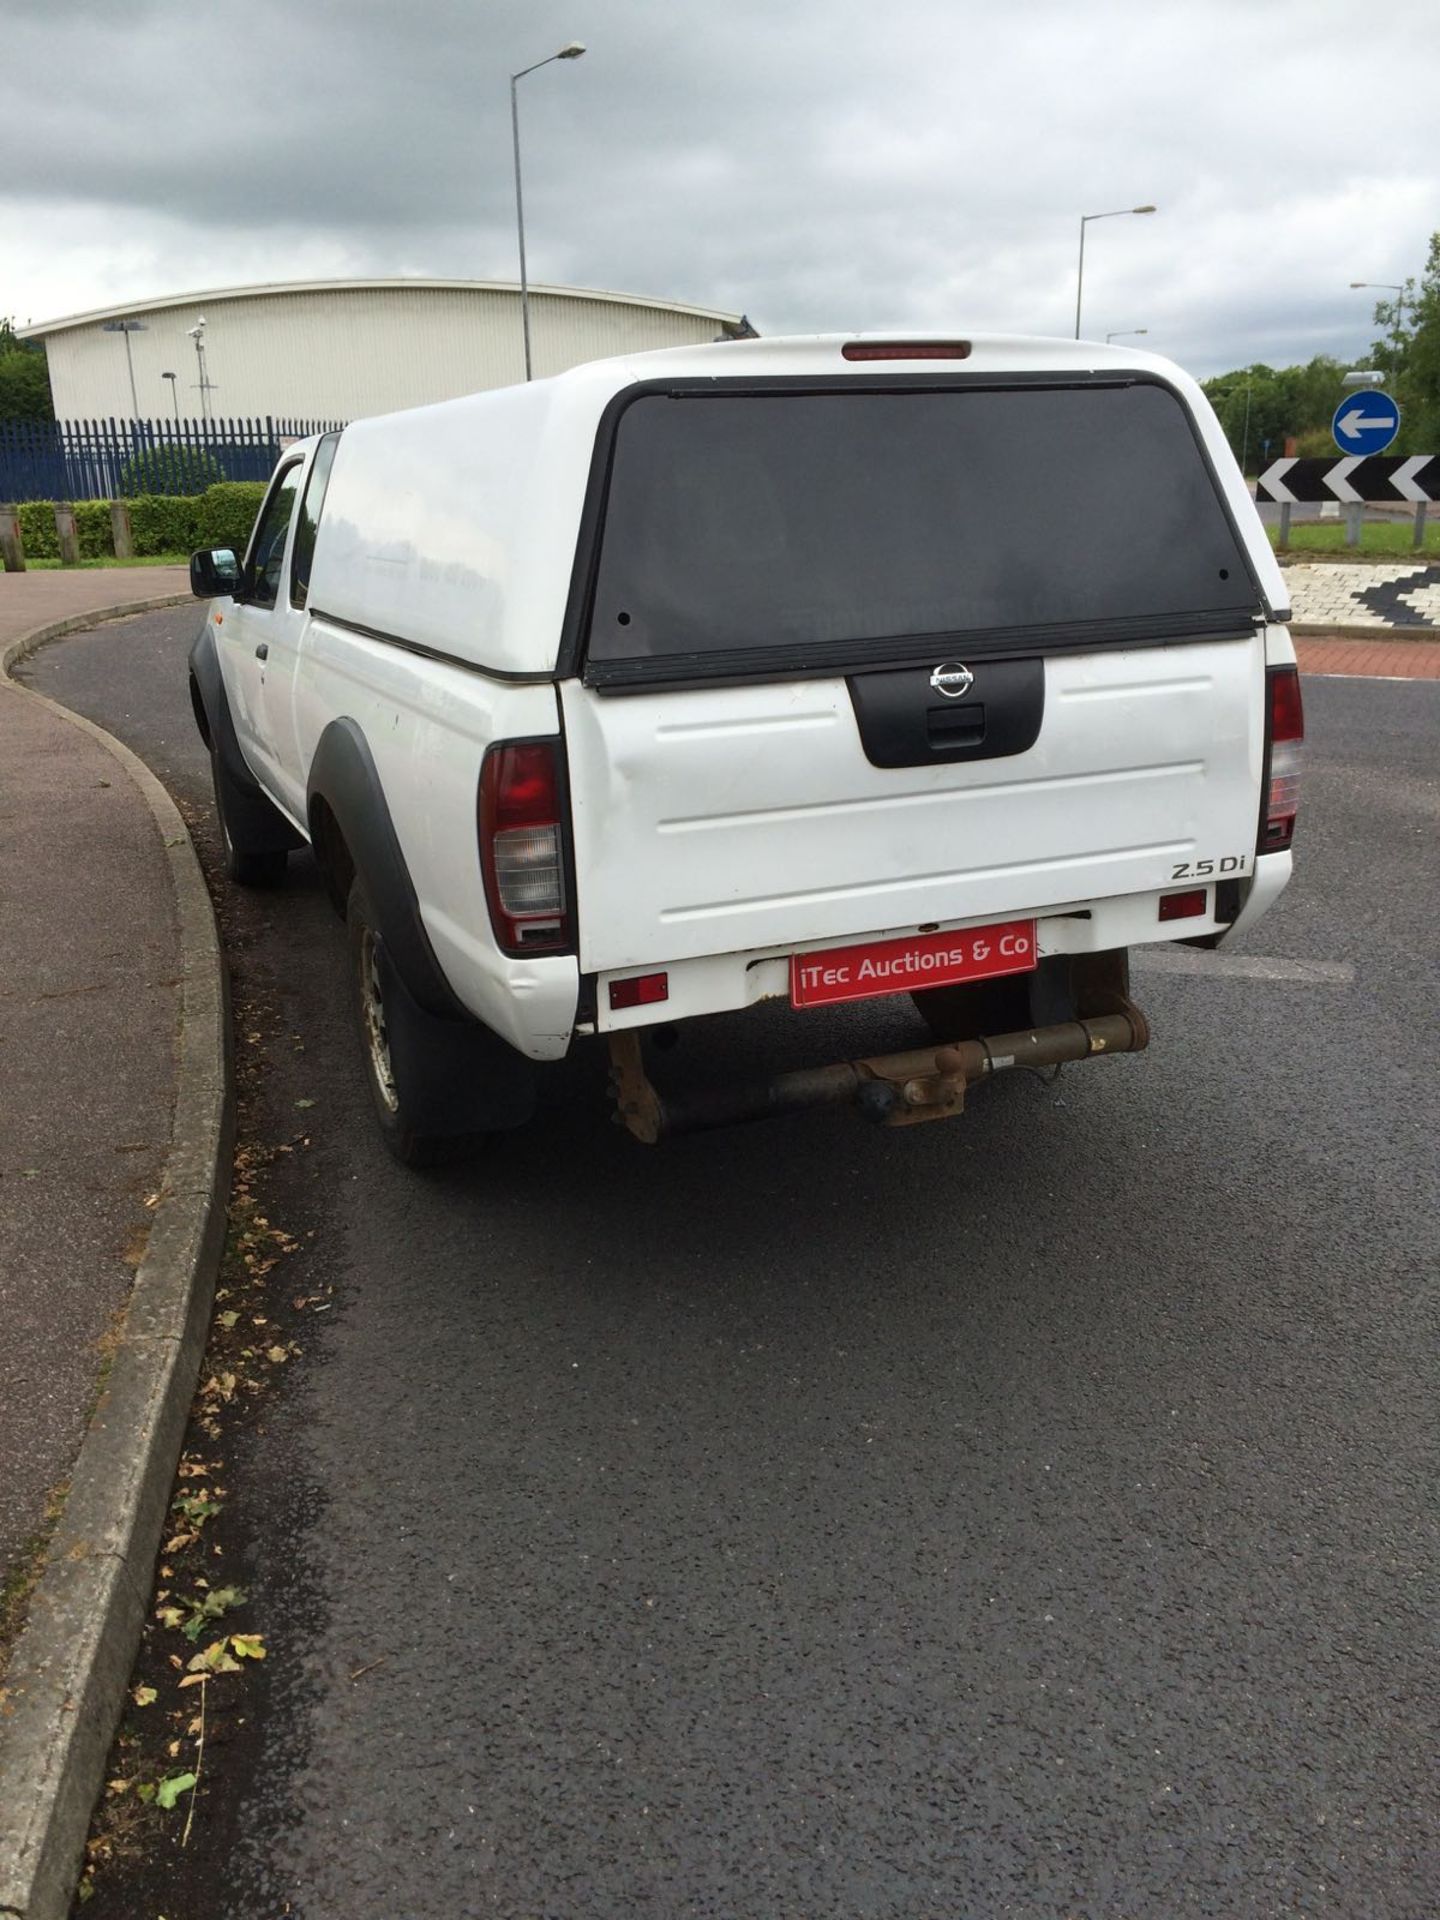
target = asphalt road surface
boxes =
[26,611,1440,1919]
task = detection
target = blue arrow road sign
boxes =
[1332,390,1400,455]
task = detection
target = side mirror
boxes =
[190,547,240,599]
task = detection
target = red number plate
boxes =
[790,919,1037,1009]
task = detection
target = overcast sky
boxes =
[3,0,1435,379]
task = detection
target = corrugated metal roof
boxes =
[20,278,743,339]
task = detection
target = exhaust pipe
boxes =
[609,1002,1149,1144]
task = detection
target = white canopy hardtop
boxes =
[305,333,1287,679]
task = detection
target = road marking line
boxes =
[1134,949,1355,985]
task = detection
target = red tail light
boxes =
[1261,665,1304,853]
[479,740,572,954]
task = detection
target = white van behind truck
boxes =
[187,333,1301,1162]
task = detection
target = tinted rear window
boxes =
[584,381,1259,686]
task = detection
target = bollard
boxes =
[0,502,24,573]
[54,502,80,567]
[109,499,134,560]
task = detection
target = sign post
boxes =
[1331,391,1402,548]
[1257,451,1438,552]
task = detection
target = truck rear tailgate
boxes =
[562,635,1264,974]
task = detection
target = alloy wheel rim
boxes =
[359,929,400,1113]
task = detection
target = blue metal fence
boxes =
[0,416,345,502]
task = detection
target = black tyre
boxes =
[346,879,540,1167]
[210,740,288,888]
[347,880,453,1166]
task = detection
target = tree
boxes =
[1203,233,1440,467]
[1200,356,1347,472]
[1369,232,1440,454]
[0,316,54,421]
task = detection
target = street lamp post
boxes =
[1349,280,1407,361]
[1210,373,1254,479]
[510,41,586,382]
[1075,205,1156,339]
[101,319,147,417]
[1105,328,1149,344]
[1350,281,1424,548]
[161,372,180,422]
[186,319,214,423]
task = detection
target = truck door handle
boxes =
[254,642,269,661]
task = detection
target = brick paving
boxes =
[1294,635,1440,679]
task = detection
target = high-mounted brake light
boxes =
[1261,665,1304,853]
[479,741,572,955]
[842,341,973,361]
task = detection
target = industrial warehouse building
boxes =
[20,279,750,422]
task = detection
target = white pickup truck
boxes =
[188,333,1301,1163]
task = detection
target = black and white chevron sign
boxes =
[1256,455,1440,504]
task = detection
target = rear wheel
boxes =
[347,880,461,1166]
[209,740,288,887]
[345,879,541,1168]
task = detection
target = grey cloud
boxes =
[3,0,1434,377]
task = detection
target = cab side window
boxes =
[247,464,303,610]
[290,433,340,611]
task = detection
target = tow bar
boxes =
[608,999,1150,1144]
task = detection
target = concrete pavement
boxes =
[0,569,188,642]
[0,669,178,1589]
[0,566,189,1613]
[0,566,230,1920]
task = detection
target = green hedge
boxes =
[129,494,199,556]
[118,446,224,496]
[194,481,267,553]
[13,480,265,563]
[73,501,111,558]
[14,499,111,558]
[18,500,60,558]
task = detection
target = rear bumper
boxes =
[594,874,1284,1035]
[1214,850,1291,945]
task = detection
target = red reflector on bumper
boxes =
[1158,889,1208,922]
[609,972,668,1011]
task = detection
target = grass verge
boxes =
[26,554,190,571]
[1271,520,1439,557]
